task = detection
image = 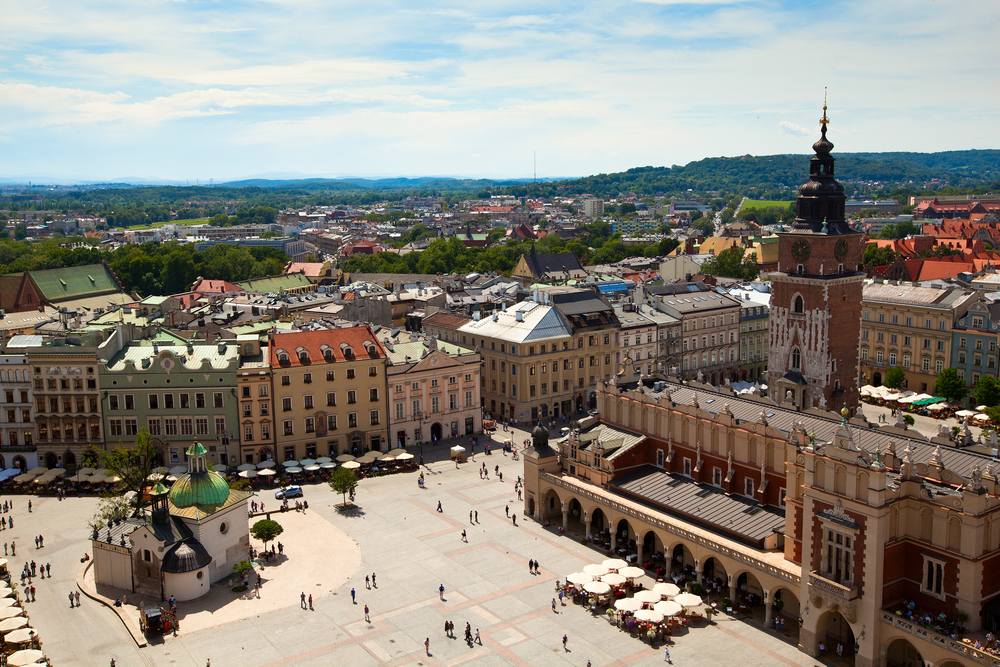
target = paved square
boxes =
[17,429,814,666]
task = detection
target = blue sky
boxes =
[0,0,997,182]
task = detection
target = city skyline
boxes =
[1,0,998,182]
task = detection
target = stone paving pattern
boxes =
[16,426,815,666]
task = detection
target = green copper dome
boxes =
[169,470,231,508]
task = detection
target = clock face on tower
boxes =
[834,238,849,261]
[791,239,811,262]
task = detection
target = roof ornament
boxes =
[929,444,944,469]
[900,445,914,479]
[870,448,884,471]
[971,465,984,492]
[820,87,830,134]
[758,409,768,426]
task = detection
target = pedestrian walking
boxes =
[277,542,283,555]
[27,499,31,513]
[308,594,313,610]
[437,501,443,512]
[474,510,478,523]
[444,620,450,636]
[559,589,565,605]
[461,529,467,542]
[300,592,306,609]
[365,575,371,589]
[69,591,75,608]
[30,585,35,602]
[364,604,370,623]
[475,628,481,645]
[371,572,376,588]
[527,558,533,574]
[499,471,503,482]
[439,584,445,601]
[562,634,568,651]
[469,510,473,523]
[512,513,517,526]
[46,563,50,577]
[551,598,557,613]
[505,505,509,518]
[351,587,356,604]
[75,591,81,607]
[664,646,672,663]
[425,637,430,656]
[535,559,541,574]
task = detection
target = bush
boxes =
[903,415,914,426]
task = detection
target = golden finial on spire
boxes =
[820,87,830,127]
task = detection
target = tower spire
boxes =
[820,87,829,132]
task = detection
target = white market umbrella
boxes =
[336,454,356,463]
[614,598,644,612]
[0,607,24,620]
[619,566,645,580]
[7,649,45,667]
[652,582,680,598]
[583,564,610,577]
[634,609,664,623]
[341,461,361,470]
[975,414,991,421]
[165,475,178,482]
[601,573,627,586]
[298,458,317,467]
[3,628,35,643]
[285,466,303,474]
[169,466,186,475]
[387,448,407,456]
[357,451,380,463]
[237,463,256,472]
[0,597,19,608]
[449,445,466,454]
[146,473,165,482]
[602,558,628,571]
[281,460,300,468]
[926,403,946,412]
[566,572,593,586]
[0,590,13,599]
[378,454,396,463]
[956,409,977,418]
[674,592,703,608]
[583,581,611,596]
[315,456,333,464]
[211,464,228,473]
[257,468,276,477]
[0,617,27,631]
[320,462,337,469]
[257,459,276,469]
[238,470,257,479]
[977,405,989,411]
[633,590,661,605]
[654,600,683,617]
[304,464,321,472]
[395,452,415,461]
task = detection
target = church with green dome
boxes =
[91,442,252,602]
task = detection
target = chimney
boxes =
[515,310,524,322]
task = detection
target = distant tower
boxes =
[766,97,864,413]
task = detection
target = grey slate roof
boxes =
[612,466,785,547]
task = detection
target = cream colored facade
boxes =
[860,283,975,392]
[236,336,275,464]
[270,327,389,460]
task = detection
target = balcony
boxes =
[881,611,1000,666]
[808,571,859,602]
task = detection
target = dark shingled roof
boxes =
[524,251,584,278]
[612,466,785,548]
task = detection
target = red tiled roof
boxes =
[285,262,327,277]
[192,278,243,294]
[269,326,385,367]
[422,311,471,330]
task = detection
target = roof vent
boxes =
[515,310,524,322]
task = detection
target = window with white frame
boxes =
[822,527,854,585]
[922,556,945,598]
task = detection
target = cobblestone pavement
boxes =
[23,427,815,666]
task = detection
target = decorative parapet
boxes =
[881,611,1000,666]
[541,471,799,586]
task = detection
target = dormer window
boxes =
[276,349,289,365]
[341,344,354,360]
[321,345,333,362]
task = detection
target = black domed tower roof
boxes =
[792,94,849,234]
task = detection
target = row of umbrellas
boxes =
[567,559,704,625]
[0,581,45,666]
[12,467,120,485]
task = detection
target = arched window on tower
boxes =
[791,347,801,370]
[792,295,804,314]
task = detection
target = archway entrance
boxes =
[12,456,26,473]
[816,610,855,664]
[872,371,882,387]
[735,571,764,608]
[63,450,77,472]
[43,452,57,468]
[885,637,923,667]
[670,543,695,583]
[641,530,665,576]
[702,557,728,597]
[771,587,801,643]
[590,508,609,546]
[541,489,562,524]
[430,422,443,443]
[983,594,1000,633]
[566,498,585,535]
[614,519,635,557]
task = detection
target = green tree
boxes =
[973,376,1000,408]
[330,467,358,507]
[883,367,905,389]
[99,427,158,515]
[935,368,967,404]
[690,217,714,236]
[863,243,898,268]
[233,559,254,581]
[250,519,284,549]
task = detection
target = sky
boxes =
[0,0,997,183]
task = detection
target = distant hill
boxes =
[508,149,1000,198]
[218,176,554,190]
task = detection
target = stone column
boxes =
[610,533,617,553]
[584,512,591,539]
[636,541,644,567]
[763,590,773,626]
[561,503,569,531]
[729,576,738,603]
[694,559,702,584]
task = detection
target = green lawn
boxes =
[129,216,210,230]
[741,199,793,212]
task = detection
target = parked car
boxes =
[274,485,303,499]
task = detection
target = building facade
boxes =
[766,108,864,413]
[0,353,36,470]
[860,283,975,392]
[100,337,240,466]
[950,297,1000,387]
[269,327,388,460]
[236,335,276,464]
[729,287,770,382]
[654,290,741,385]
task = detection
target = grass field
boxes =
[740,199,793,212]
[129,216,210,230]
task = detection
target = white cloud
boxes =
[779,121,811,137]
